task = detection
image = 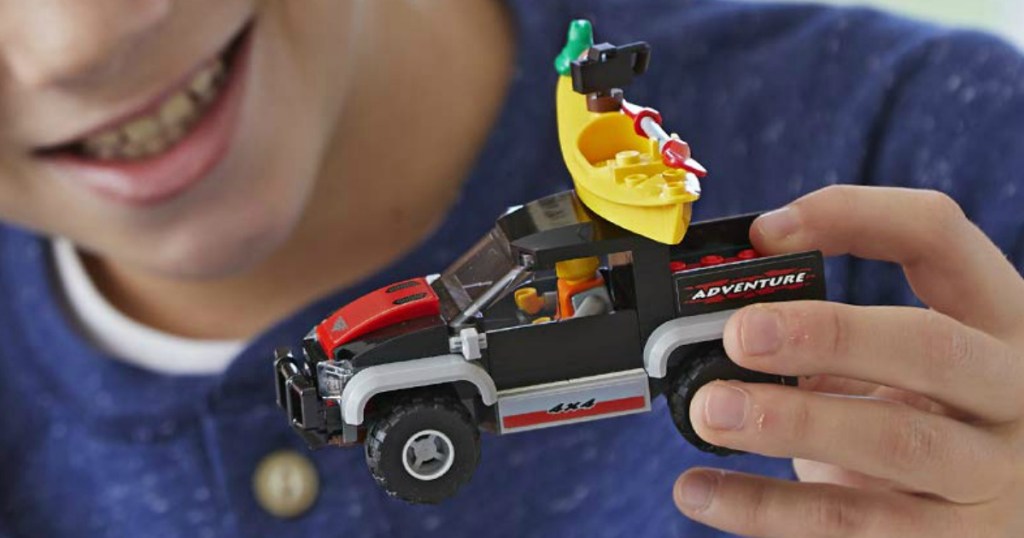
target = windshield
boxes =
[432,227,522,321]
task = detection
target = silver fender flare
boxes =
[643,310,737,379]
[340,354,498,425]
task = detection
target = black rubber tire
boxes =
[365,395,480,504]
[668,342,796,455]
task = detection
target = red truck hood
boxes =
[315,277,440,358]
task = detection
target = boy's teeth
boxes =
[124,118,160,143]
[160,94,198,126]
[80,59,227,161]
[190,62,225,104]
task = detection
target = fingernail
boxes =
[675,472,717,512]
[704,384,749,430]
[756,207,801,240]
[740,306,782,356]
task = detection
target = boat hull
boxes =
[556,76,700,245]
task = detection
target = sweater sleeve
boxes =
[848,30,1024,306]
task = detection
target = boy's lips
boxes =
[37,23,254,207]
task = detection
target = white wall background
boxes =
[761,0,1024,48]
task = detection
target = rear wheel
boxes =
[667,342,796,455]
[365,394,480,504]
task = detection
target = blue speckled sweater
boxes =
[2,1,1023,537]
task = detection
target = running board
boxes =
[496,369,651,434]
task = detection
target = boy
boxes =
[0,0,1021,536]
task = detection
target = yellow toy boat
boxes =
[555,21,705,245]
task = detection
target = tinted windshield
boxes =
[432,227,520,321]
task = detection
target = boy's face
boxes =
[0,0,357,277]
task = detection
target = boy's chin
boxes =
[102,211,300,281]
[150,239,283,280]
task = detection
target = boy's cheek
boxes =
[0,158,57,229]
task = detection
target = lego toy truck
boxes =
[274,191,825,503]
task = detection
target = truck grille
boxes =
[274,349,324,430]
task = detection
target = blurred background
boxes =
[760,0,1024,48]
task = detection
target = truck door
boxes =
[484,311,642,390]
[481,256,643,391]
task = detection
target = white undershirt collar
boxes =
[52,238,245,375]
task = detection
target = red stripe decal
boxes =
[502,396,647,429]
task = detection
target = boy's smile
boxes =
[0,0,358,278]
[35,20,253,205]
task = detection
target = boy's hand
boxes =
[674,186,1024,537]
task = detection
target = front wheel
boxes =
[365,395,480,504]
[667,342,796,455]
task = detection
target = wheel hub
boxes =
[401,429,455,481]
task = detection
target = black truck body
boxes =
[274,190,825,503]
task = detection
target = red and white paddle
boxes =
[620,101,708,177]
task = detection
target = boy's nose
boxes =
[0,0,171,89]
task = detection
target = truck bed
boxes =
[669,213,826,317]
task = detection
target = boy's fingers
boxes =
[688,382,1014,504]
[750,185,1024,337]
[792,458,902,492]
[723,301,1024,423]
[674,469,964,538]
